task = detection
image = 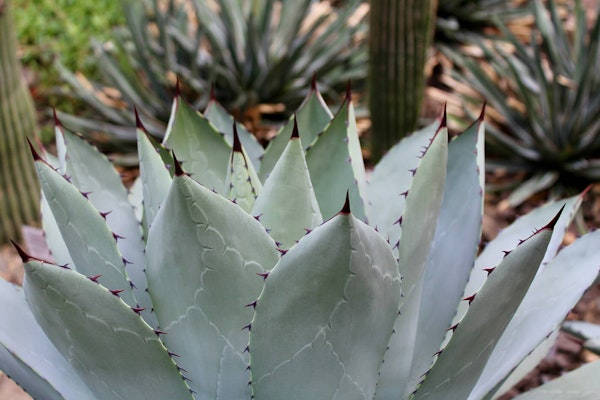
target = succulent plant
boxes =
[55,0,367,141]
[1,86,600,400]
[445,0,600,207]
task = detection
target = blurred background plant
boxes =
[443,0,600,208]
[13,0,124,116]
[51,0,368,143]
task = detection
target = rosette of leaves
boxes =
[1,85,600,399]
[445,0,600,207]
[55,0,367,141]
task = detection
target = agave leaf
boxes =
[489,329,559,400]
[40,192,73,267]
[366,120,439,242]
[470,229,600,399]
[406,113,485,391]
[562,321,600,345]
[225,127,262,212]
[252,124,323,250]
[55,122,153,326]
[504,171,559,208]
[163,95,231,194]
[512,359,600,400]
[375,122,449,399]
[204,96,264,169]
[250,211,401,400]
[0,278,93,400]
[35,158,137,309]
[145,172,279,399]
[306,93,368,220]
[259,83,333,181]
[456,194,583,327]
[414,226,554,400]
[137,129,173,231]
[22,258,193,400]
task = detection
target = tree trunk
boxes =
[368,0,438,161]
[0,0,40,243]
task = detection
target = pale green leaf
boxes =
[204,98,264,170]
[306,96,367,220]
[0,278,93,400]
[35,159,137,308]
[414,228,553,400]
[23,259,193,400]
[513,360,600,400]
[56,126,152,324]
[471,229,600,399]
[163,96,231,194]
[250,213,401,400]
[252,135,322,250]
[375,124,448,399]
[407,115,485,392]
[145,174,279,399]
[259,85,333,181]
[366,121,438,242]
[225,135,262,212]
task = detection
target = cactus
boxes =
[0,0,40,243]
[1,86,600,399]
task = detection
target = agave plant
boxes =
[1,85,600,400]
[56,0,367,140]
[445,0,600,207]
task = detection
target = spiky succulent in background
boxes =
[55,0,367,141]
[1,85,600,400]
[435,0,528,51]
[445,0,600,207]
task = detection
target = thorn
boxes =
[539,204,565,232]
[245,300,257,309]
[122,257,132,265]
[393,216,403,226]
[409,168,416,176]
[10,240,34,263]
[112,232,125,241]
[242,323,251,331]
[483,267,495,276]
[134,107,147,132]
[53,108,63,128]
[304,228,312,234]
[400,190,409,198]
[311,73,317,91]
[277,248,288,256]
[210,83,215,100]
[478,101,486,122]
[232,123,242,152]
[253,214,262,221]
[131,307,146,314]
[110,289,125,296]
[175,77,181,97]
[345,80,352,102]
[27,138,43,161]
[88,274,102,283]
[291,115,300,139]
[257,272,269,280]
[168,351,180,357]
[463,293,476,304]
[448,323,459,332]
[81,191,92,199]
[173,152,185,176]
[154,329,168,336]
[177,365,189,374]
[434,349,443,357]
[243,346,250,354]
[99,210,112,219]
[340,192,351,215]
[440,104,447,128]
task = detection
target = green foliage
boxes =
[13,0,123,91]
[1,87,599,399]
[56,0,367,140]
[446,0,600,206]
